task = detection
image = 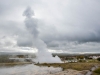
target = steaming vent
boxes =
[23,6,62,63]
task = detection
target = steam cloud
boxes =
[23,7,61,63]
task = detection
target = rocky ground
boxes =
[48,69,88,75]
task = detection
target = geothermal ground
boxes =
[0,62,99,75]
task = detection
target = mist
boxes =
[23,7,61,63]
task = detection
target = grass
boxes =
[93,67,100,75]
[87,59,99,63]
[36,62,99,71]
[92,72,100,75]
[0,62,32,67]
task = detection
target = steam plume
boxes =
[23,7,61,63]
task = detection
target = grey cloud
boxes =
[0,0,100,52]
[0,20,33,48]
[0,36,16,47]
[38,0,100,49]
[17,35,33,47]
[48,41,100,52]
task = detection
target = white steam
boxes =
[23,7,61,63]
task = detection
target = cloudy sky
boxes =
[0,0,100,53]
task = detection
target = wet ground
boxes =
[0,64,62,75]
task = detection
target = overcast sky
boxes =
[0,0,100,53]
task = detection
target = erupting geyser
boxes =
[23,7,61,63]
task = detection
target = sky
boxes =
[0,0,100,53]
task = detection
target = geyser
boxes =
[23,7,61,63]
